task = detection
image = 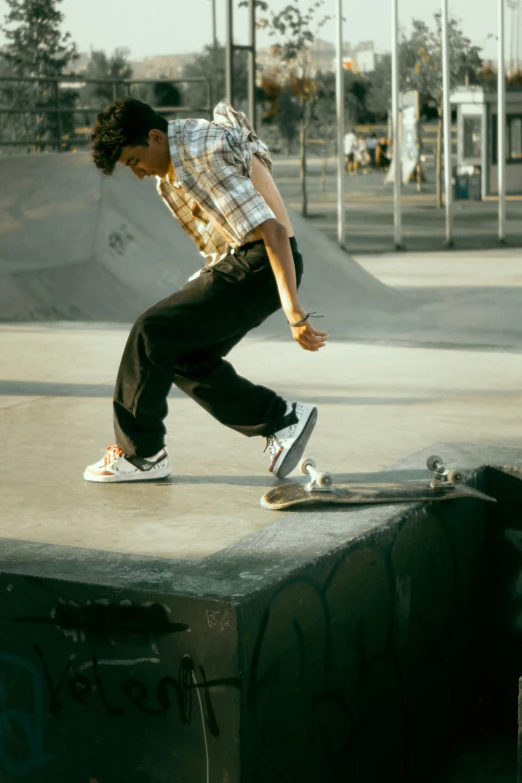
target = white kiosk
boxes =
[450,85,522,199]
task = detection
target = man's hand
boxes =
[257,219,329,351]
[286,310,329,352]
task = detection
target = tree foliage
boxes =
[81,49,133,107]
[365,56,392,122]
[1,0,77,76]
[251,0,331,216]
[400,15,484,113]
[0,0,78,145]
[182,43,249,115]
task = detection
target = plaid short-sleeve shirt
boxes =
[157,100,275,263]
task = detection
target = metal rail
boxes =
[0,75,213,149]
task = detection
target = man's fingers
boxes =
[290,323,328,351]
[298,337,325,351]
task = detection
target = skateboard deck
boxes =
[261,455,496,511]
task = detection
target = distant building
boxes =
[132,54,197,80]
[257,38,336,75]
[257,39,391,77]
[355,49,390,74]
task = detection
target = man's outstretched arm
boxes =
[251,154,328,352]
[259,218,328,352]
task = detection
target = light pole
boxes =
[391,0,402,249]
[507,0,516,74]
[210,0,218,50]
[499,0,507,243]
[336,0,345,247]
[441,0,453,247]
[225,0,256,128]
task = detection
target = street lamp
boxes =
[209,0,218,50]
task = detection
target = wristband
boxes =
[287,314,310,327]
[287,311,324,327]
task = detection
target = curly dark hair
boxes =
[91,98,168,176]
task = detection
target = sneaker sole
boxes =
[271,406,318,479]
[83,464,172,483]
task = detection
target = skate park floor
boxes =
[2,295,522,560]
[1,151,522,561]
[1,153,522,782]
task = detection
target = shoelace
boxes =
[264,416,300,455]
[103,445,124,466]
[264,435,280,456]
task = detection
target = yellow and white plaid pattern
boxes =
[157,100,275,262]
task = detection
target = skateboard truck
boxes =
[300,457,334,493]
[261,454,495,510]
[301,455,464,494]
[426,454,464,489]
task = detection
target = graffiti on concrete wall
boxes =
[242,507,483,783]
[0,594,239,781]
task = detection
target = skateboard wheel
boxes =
[427,454,443,472]
[447,469,463,485]
[300,457,316,475]
[317,471,333,488]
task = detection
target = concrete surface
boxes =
[0,152,391,324]
[273,154,522,253]
[2,323,522,559]
[1,150,522,558]
[1,151,522,782]
[2,441,519,783]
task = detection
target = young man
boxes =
[84,98,328,483]
[344,128,358,174]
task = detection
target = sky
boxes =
[0,0,503,62]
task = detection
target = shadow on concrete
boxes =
[158,468,438,487]
[0,381,433,406]
[0,381,185,398]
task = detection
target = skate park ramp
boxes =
[3,150,522,350]
[0,151,395,331]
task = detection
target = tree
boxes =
[400,15,484,207]
[182,43,249,116]
[81,49,133,110]
[251,0,331,217]
[275,82,300,154]
[0,0,78,147]
[365,56,392,122]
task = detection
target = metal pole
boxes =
[336,0,345,247]
[391,0,402,249]
[225,0,234,104]
[247,0,256,128]
[441,0,453,247]
[513,0,520,73]
[211,0,218,49]
[54,81,63,151]
[499,0,507,243]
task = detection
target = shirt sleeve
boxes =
[204,146,276,244]
[185,104,276,245]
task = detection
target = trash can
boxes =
[455,174,469,200]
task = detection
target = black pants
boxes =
[113,236,304,457]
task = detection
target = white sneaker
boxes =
[265,402,318,478]
[84,446,172,483]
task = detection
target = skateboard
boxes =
[260,454,496,511]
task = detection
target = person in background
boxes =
[376,136,390,171]
[355,134,370,174]
[367,132,378,170]
[344,128,358,174]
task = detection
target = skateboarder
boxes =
[84,97,328,483]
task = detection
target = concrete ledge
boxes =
[1,443,522,782]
